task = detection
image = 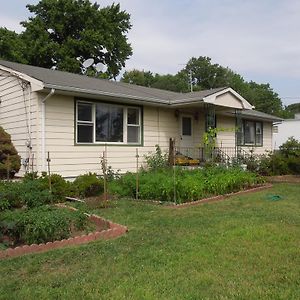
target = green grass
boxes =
[0,183,299,299]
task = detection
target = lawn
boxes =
[0,183,299,299]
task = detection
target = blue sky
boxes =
[1,0,300,106]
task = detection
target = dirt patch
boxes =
[266,175,300,183]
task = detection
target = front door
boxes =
[179,115,193,155]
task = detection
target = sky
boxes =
[1,0,300,106]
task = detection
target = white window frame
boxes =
[76,100,142,145]
[237,119,263,147]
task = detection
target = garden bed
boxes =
[0,205,127,259]
[109,166,265,204]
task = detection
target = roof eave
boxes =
[0,64,44,91]
[43,84,171,106]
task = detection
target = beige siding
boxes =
[0,70,38,176]
[217,114,273,155]
[42,96,179,177]
[216,115,236,148]
[215,92,243,109]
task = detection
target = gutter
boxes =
[44,84,171,106]
[41,88,55,172]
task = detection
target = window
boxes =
[237,120,263,146]
[76,101,141,144]
[77,102,93,143]
[182,117,192,136]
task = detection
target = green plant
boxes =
[0,126,21,178]
[106,166,121,181]
[0,205,88,245]
[202,127,232,161]
[110,167,263,203]
[40,173,72,200]
[73,173,104,198]
[144,145,169,170]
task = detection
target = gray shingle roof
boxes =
[240,109,282,121]
[0,60,282,121]
[0,60,226,104]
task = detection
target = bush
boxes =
[0,126,21,178]
[0,205,88,245]
[0,181,23,211]
[144,145,169,170]
[0,178,53,210]
[40,173,72,201]
[73,173,104,198]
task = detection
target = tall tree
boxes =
[0,0,132,78]
[121,56,285,116]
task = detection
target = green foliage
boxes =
[121,56,285,116]
[279,137,300,157]
[110,167,263,203]
[279,103,300,119]
[144,145,169,171]
[241,138,300,176]
[73,173,104,198]
[121,69,189,92]
[0,28,27,63]
[0,0,132,78]
[0,205,87,245]
[0,126,21,178]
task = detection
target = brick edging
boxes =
[170,184,273,209]
[0,207,128,260]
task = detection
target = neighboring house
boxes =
[273,113,300,149]
[0,60,281,178]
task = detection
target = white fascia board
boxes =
[203,87,254,110]
[44,83,171,106]
[0,65,44,91]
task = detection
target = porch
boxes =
[170,144,251,166]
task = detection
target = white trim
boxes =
[0,65,44,91]
[203,87,254,110]
[76,100,142,145]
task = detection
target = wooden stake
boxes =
[173,143,176,204]
[31,153,34,173]
[101,146,108,203]
[47,151,52,193]
[6,154,10,181]
[136,148,139,200]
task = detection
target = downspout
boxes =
[41,89,55,172]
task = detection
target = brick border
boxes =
[0,207,128,260]
[169,184,273,209]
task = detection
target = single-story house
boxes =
[272,113,300,149]
[0,60,282,178]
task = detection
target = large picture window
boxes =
[237,120,263,146]
[76,101,141,144]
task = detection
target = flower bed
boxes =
[0,206,127,259]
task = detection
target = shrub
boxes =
[0,126,21,178]
[0,181,23,210]
[73,173,104,198]
[144,145,169,170]
[40,173,72,201]
[0,179,53,209]
[0,205,88,245]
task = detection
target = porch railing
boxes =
[174,147,251,165]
